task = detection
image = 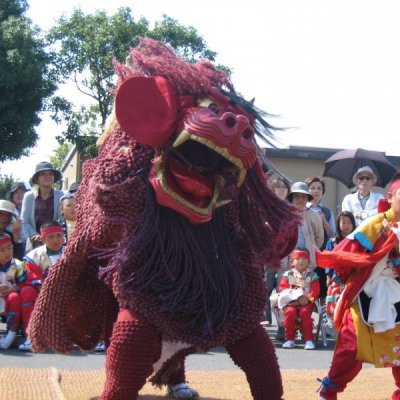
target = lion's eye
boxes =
[208,103,219,114]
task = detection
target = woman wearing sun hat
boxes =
[342,166,384,227]
[20,162,65,249]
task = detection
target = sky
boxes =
[1,0,400,181]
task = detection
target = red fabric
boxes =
[326,309,362,393]
[378,198,390,213]
[40,226,63,240]
[227,324,283,400]
[19,286,38,331]
[0,237,12,246]
[4,291,21,331]
[290,250,310,261]
[389,179,400,194]
[283,303,315,341]
[25,260,45,284]
[316,231,398,329]
[115,76,177,148]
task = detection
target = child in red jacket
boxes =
[0,233,30,349]
[18,221,65,351]
[278,247,320,350]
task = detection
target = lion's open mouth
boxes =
[150,129,247,223]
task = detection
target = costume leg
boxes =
[227,324,283,400]
[298,304,314,341]
[100,308,161,400]
[319,309,362,400]
[19,286,38,332]
[5,292,22,331]
[167,359,185,385]
[283,305,298,340]
[391,367,400,400]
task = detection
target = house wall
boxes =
[60,146,81,191]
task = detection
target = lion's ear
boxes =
[115,76,177,147]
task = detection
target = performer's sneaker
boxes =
[94,341,105,352]
[282,340,295,348]
[18,337,31,352]
[167,383,199,398]
[304,340,315,350]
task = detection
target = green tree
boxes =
[49,143,71,170]
[46,7,222,153]
[0,0,56,162]
[0,174,15,199]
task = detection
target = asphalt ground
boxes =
[0,321,337,371]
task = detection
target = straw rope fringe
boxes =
[0,368,396,399]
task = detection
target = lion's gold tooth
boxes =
[237,170,246,187]
[173,130,192,148]
[215,199,232,208]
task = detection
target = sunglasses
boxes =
[358,176,371,181]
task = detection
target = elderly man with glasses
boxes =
[342,166,384,226]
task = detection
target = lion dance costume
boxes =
[29,38,299,400]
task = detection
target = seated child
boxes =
[278,247,320,350]
[18,220,65,351]
[58,193,76,242]
[0,233,31,349]
[0,200,24,260]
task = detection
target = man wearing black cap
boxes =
[20,162,65,248]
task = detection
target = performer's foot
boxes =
[319,394,337,400]
[282,340,295,348]
[317,376,338,400]
[18,337,31,352]
[167,383,199,398]
[95,341,105,352]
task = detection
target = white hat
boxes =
[352,166,377,186]
[0,200,18,218]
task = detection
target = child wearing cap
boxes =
[278,247,320,350]
[58,193,76,242]
[18,220,65,351]
[317,173,400,400]
[0,199,25,260]
[0,233,31,349]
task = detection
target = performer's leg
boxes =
[167,359,185,385]
[298,304,314,341]
[318,309,362,400]
[391,367,400,400]
[100,308,161,400]
[227,324,283,400]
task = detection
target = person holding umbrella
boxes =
[342,166,384,227]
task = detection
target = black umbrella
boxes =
[323,148,397,188]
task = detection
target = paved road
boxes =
[0,323,337,371]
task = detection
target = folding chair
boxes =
[314,299,328,347]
